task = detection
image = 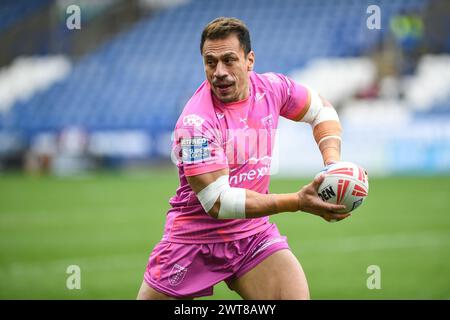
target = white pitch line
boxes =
[0,252,148,277]
[0,231,449,276]
[296,230,450,253]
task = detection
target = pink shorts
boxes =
[143,223,290,298]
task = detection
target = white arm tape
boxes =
[197,175,230,213]
[196,175,246,219]
[300,87,339,128]
[218,187,246,219]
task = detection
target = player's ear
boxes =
[246,51,255,71]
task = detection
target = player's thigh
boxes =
[136,280,192,300]
[229,249,310,300]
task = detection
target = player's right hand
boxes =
[296,174,350,223]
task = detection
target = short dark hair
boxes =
[200,17,252,56]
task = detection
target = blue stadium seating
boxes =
[1,0,430,135]
[0,0,52,31]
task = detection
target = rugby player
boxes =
[137,17,348,300]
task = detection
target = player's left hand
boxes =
[296,173,350,223]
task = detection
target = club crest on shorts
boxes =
[168,264,187,286]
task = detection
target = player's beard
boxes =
[213,82,237,103]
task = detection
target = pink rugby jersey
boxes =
[163,71,309,243]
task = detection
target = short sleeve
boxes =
[173,115,228,177]
[265,73,310,121]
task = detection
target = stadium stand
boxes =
[2,0,450,175]
[0,56,71,114]
[0,0,52,31]
[404,54,450,111]
[289,57,377,104]
[0,0,430,137]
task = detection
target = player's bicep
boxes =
[298,88,342,164]
[187,168,247,219]
[186,168,229,217]
[298,88,341,136]
[271,73,310,121]
[186,168,229,195]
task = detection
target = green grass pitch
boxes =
[0,169,449,299]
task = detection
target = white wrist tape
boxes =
[196,175,246,219]
[317,135,342,146]
[301,87,339,128]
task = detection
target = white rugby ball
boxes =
[317,161,369,213]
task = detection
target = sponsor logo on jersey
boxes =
[255,92,266,102]
[261,114,274,130]
[182,114,205,127]
[229,157,272,185]
[216,112,225,120]
[181,136,210,163]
